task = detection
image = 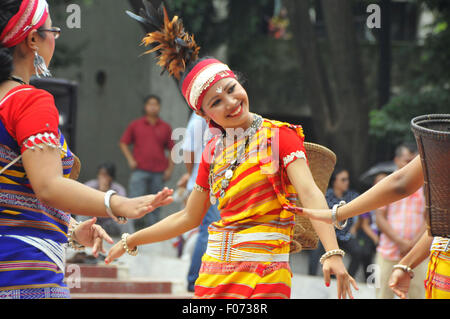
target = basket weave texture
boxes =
[411,114,450,238]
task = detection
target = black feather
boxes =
[126,10,150,27]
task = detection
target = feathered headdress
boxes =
[127,0,236,112]
[126,1,200,81]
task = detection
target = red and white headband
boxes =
[181,58,236,111]
[0,0,49,48]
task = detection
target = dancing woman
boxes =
[0,0,173,299]
[300,155,449,299]
[106,2,358,299]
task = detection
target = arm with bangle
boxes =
[389,231,434,299]
[105,187,211,264]
[22,146,173,220]
[299,156,424,224]
[287,159,358,299]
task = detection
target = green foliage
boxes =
[369,0,450,143]
[167,0,225,53]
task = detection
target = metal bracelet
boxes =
[332,200,347,230]
[121,233,138,256]
[104,190,128,224]
[393,264,415,279]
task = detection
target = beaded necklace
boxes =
[208,114,263,205]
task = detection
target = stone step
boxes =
[70,293,194,299]
[67,278,172,295]
[65,264,118,279]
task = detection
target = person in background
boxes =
[120,95,175,229]
[79,162,133,236]
[308,168,360,277]
[347,173,385,282]
[374,144,427,299]
[177,112,220,292]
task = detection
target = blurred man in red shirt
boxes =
[120,95,174,229]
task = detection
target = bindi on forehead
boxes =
[206,80,235,106]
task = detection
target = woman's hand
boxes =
[389,268,411,299]
[104,240,126,264]
[298,207,333,224]
[74,217,114,257]
[323,255,359,299]
[111,187,174,219]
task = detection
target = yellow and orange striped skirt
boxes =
[425,250,450,299]
[194,254,292,299]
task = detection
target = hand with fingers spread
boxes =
[111,187,174,220]
[389,268,411,299]
[73,217,114,257]
[322,255,359,299]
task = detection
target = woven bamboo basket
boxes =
[290,142,337,254]
[411,114,450,238]
[69,155,81,180]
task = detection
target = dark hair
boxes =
[143,94,161,106]
[97,162,116,180]
[329,167,348,188]
[395,143,417,158]
[0,0,21,83]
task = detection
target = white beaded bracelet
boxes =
[121,233,138,256]
[319,249,346,264]
[67,221,85,251]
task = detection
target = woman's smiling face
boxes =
[199,77,252,130]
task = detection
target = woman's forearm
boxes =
[127,209,199,247]
[39,176,112,217]
[304,191,340,251]
[398,231,433,269]
[338,156,423,221]
[287,160,339,251]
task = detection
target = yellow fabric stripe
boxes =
[197,269,291,288]
[0,209,21,215]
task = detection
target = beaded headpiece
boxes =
[0,0,49,48]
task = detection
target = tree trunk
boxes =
[285,0,370,185]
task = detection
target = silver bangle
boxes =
[320,249,346,264]
[393,264,415,279]
[121,233,138,256]
[332,200,347,230]
[104,190,128,224]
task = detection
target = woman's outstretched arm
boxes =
[105,189,211,263]
[22,146,174,219]
[287,159,358,299]
[300,155,424,223]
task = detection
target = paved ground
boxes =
[82,237,376,299]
